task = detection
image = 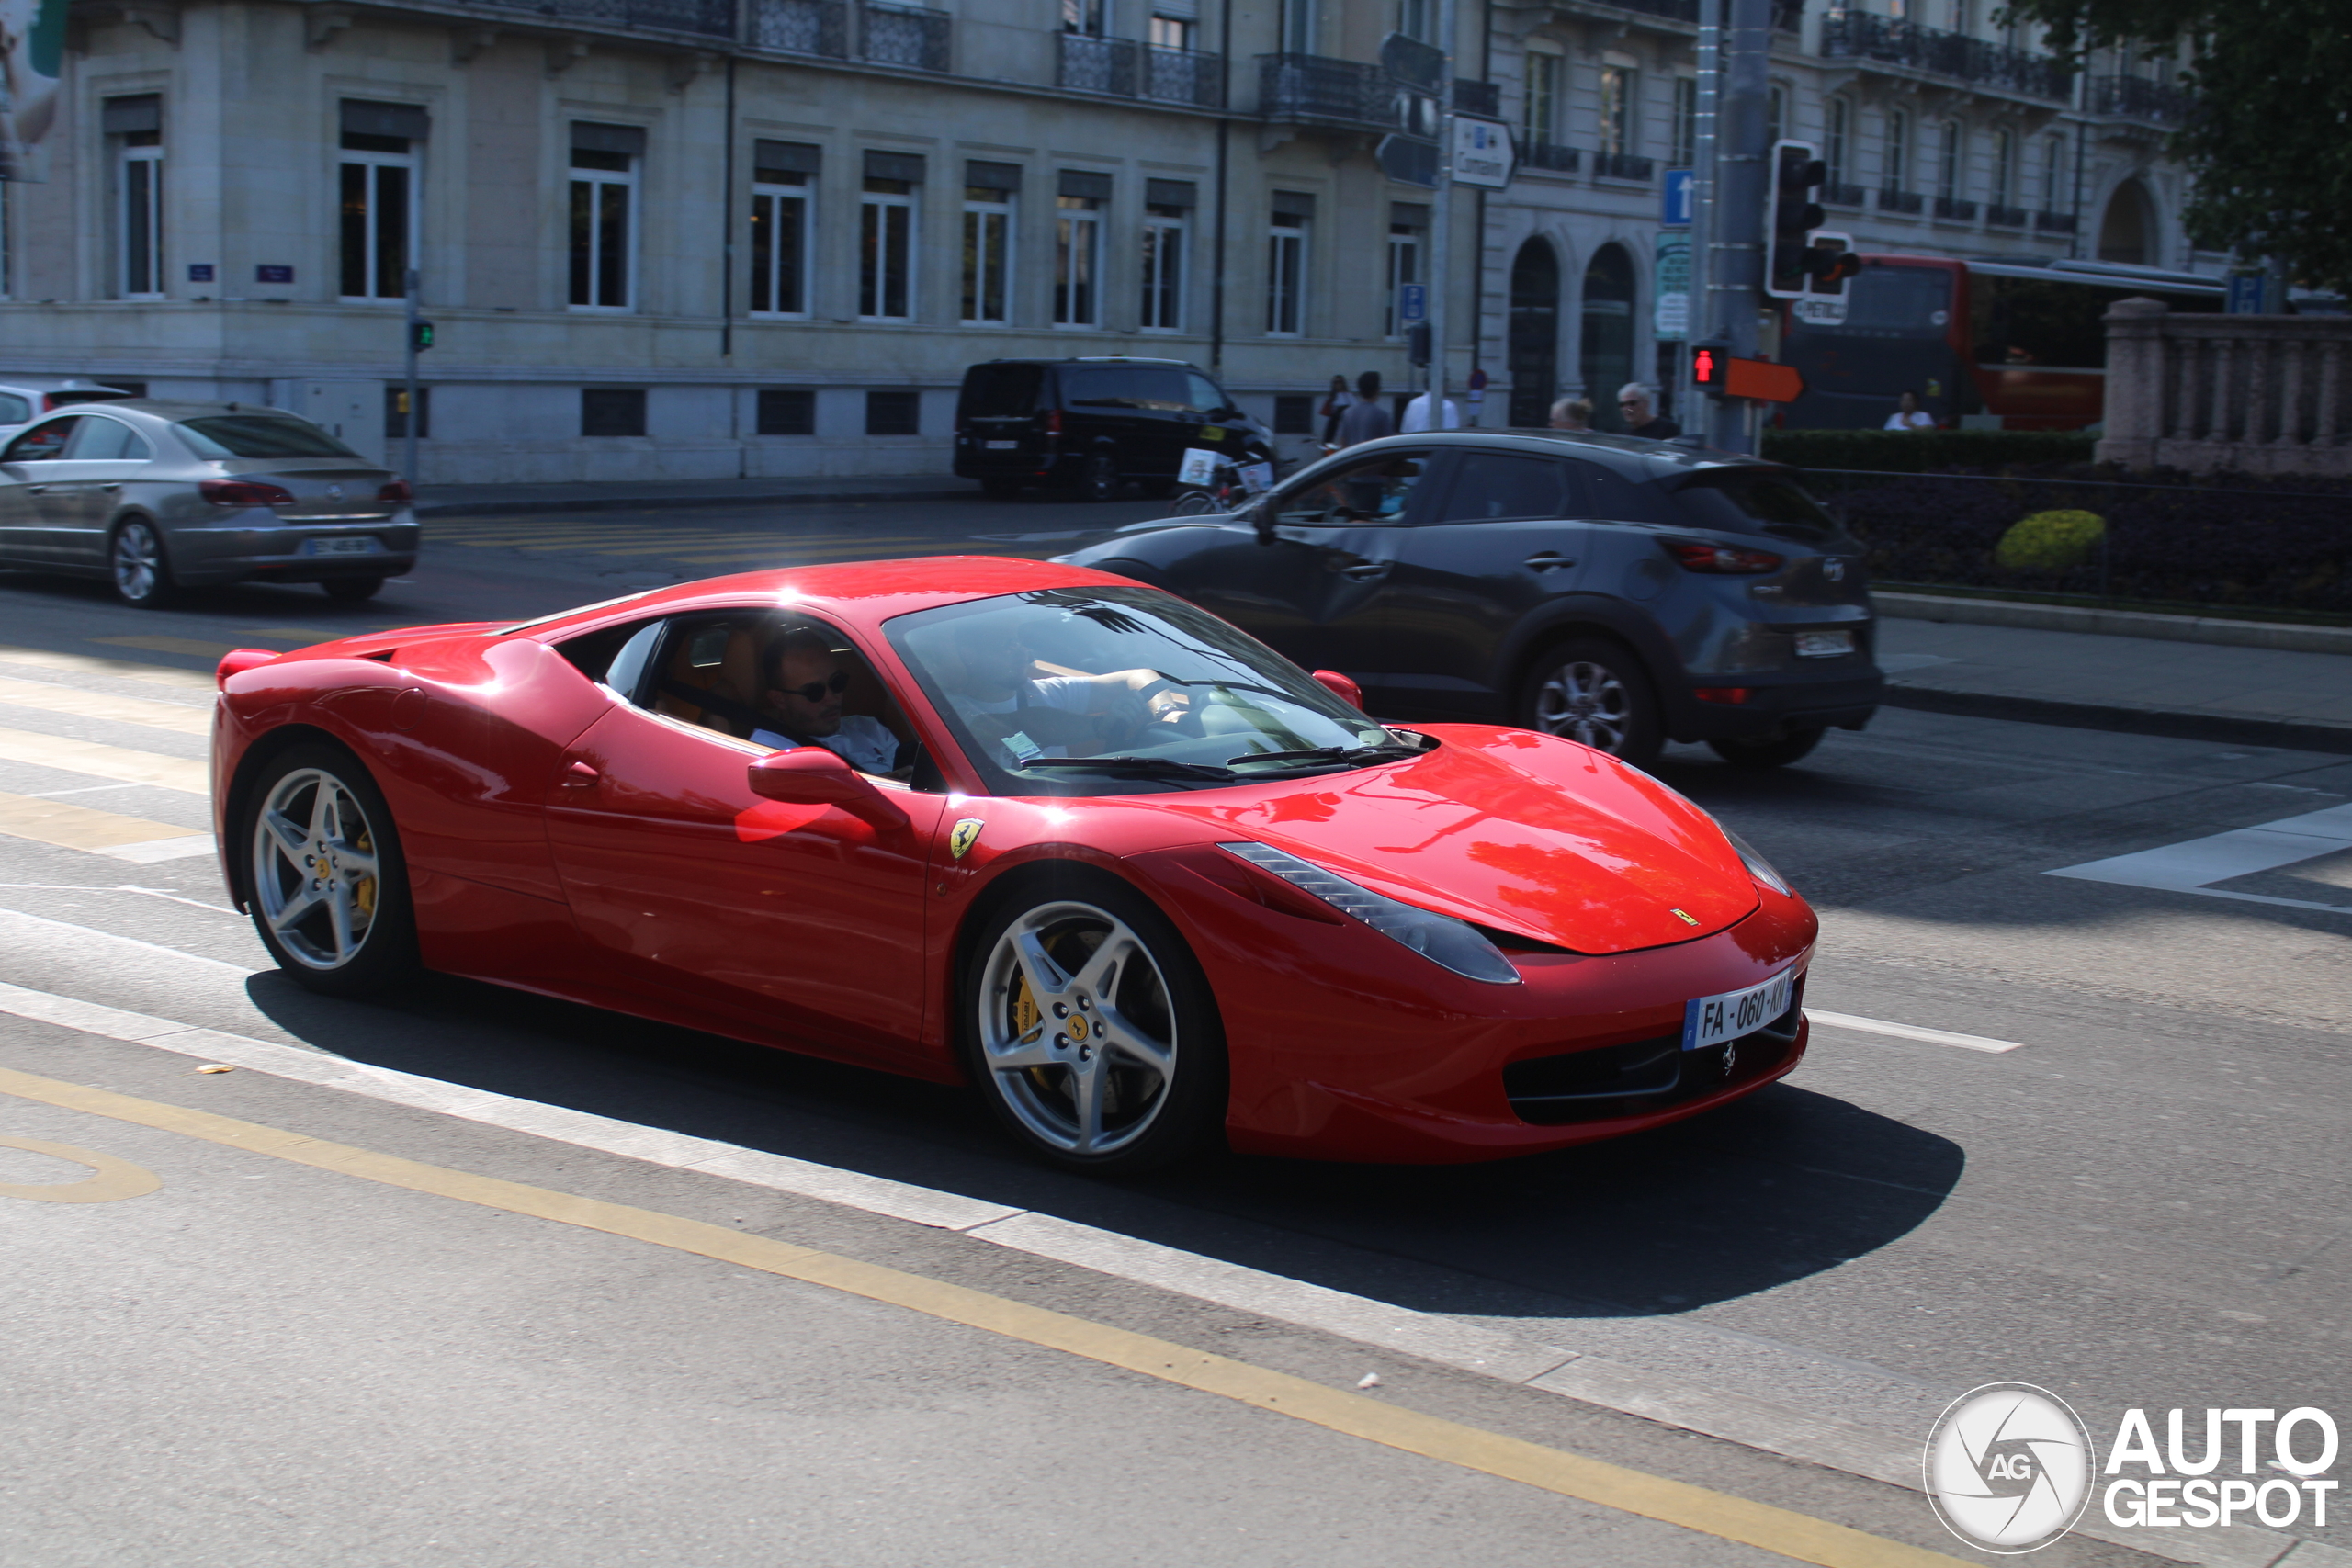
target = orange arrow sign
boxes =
[1723,357,1805,403]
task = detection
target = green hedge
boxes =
[1759,428,2098,473]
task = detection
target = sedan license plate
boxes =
[303,536,382,558]
[1682,965,1798,1052]
[985,440,1018,450]
[1793,630,1854,659]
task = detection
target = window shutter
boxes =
[342,99,429,141]
[571,121,648,158]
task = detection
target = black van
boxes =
[953,357,1272,502]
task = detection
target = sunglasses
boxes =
[776,669,849,704]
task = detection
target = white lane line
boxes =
[0,883,242,916]
[0,908,259,976]
[1806,1010,2025,1055]
[2047,803,2352,915]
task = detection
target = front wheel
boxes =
[1707,727,1826,769]
[110,519,176,608]
[963,870,1226,1175]
[1515,637,1664,769]
[243,744,417,996]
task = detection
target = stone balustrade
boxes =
[2098,299,2352,476]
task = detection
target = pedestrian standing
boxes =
[1884,389,1936,431]
[1335,372,1394,447]
[1617,384,1680,440]
[1317,374,1353,447]
[1400,389,1462,432]
[1549,397,1593,431]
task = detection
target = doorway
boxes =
[1580,243,1636,432]
[1507,239,1560,428]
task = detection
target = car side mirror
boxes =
[1310,670,1363,710]
[747,747,908,830]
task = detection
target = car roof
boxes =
[24,399,311,423]
[967,356,1197,369]
[1339,428,1788,481]
[0,377,130,394]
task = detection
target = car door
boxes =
[542,609,946,1063]
[0,416,82,565]
[49,414,156,566]
[1380,451,1594,716]
[1159,447,1438,693]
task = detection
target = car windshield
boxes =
[175,416,360,460]
[1668,468,1845,544]
[887,585,1405,796]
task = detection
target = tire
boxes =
[1169,488,1222,516]
[980,479,1023,501]
[322,576,387,603]
[1707,726,1826,769]
[1515,637,1665,769]
[961,867,1227,1175]
[1070,451,1121,503]
[241,743,418,997]
[109,518,177,609]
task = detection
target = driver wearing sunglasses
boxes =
[751,628,905,776]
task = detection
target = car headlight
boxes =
[1719,826,1792,897]
[1218,841,1521,985]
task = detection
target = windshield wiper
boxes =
[1227,743,1423,769]
[1014,756,1238,781]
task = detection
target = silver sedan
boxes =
[0,399,422,606]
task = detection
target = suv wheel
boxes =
[1516,637,1663,768]
[1072,452,1120,503]
[1708,728,1826,769]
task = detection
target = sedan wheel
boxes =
[244,746,416,996]
[110,519,175,609]
[966,875,1224,1173]
[1517,637,1663,768]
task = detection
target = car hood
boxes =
[1148,726,1759,955]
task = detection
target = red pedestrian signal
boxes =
[1694,346,1719,386]
[1692,343,1727,397]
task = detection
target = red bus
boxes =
[1777,255,2225,431]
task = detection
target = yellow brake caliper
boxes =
[1010,969,1057,1091]
[352,828,378,921]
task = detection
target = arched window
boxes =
[1579,243,1636,433]
[1507,238,1561,428]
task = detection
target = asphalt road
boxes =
[1,501,2346,1567]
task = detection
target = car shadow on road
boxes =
[241,964,1962,1329]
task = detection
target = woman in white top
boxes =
[1884,390,1937,431]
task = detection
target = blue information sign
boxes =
[2226,272,2269,314]
[1397,282,1429,325]
[1663,169,1695,227]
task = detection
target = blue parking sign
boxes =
[1397,282,1429,325]
[1664,169,1695,227]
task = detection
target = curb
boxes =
[415,485,975,519]
[1875,591,2352,657]
[1882,682,2352,756]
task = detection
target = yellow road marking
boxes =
[0,727,209,794]
[0,790,209,853]
[0,646,217,692]
[0,1134,162,1202]
[91,635,235,660]
[0,1063,1971,1568]
[0,677,212,737]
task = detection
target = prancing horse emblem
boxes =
[948,818,984,860]
[1669,908,1699,926]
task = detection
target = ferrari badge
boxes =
[1670,908,1699,926]
[949,818,985,860]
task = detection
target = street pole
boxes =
[1706,0,1771,453]
[1428,0,1458,430]
[1684,0,1720,434]
[401,267,421,490]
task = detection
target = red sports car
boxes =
[211,558,1815,1171]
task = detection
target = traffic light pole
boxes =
[1703,0,1772,453]
[1428,0,1458,430]
[401,267,422,490]
[1683,0,1720,434]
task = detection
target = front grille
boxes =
[1504,993,1804,1125]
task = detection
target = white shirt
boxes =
[950,676,1095,761]
[1399,394,1462,433]
[751,714,900,774]
[1883,410,1936,431]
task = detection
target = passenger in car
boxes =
[751,629,905,776]
[939,618,1188,761]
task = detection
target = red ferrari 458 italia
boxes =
[210,558,1815,1172]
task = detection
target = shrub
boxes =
[1760,428,2098,473]
[1996,509,2107,570]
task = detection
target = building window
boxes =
[1825,99,1850,189]
[340,133,415,301]
[962,174,1015,326]
[1280,0,1313,53]
[1523,51,1559,146]
[860,177,915,321]
[582,389,646,437]
[1990,128,2014,208]
[1265,201,1307,336]
[1062,0,1104,32]
[865,389,920,435]
[386,386,431,439]
[1385,207,1424,337]
[1148,12,1194,50]
[1672,77,1697,166]
[1768,85,1785,143]
[1140,204,1187,332]
[757,389,816,434]
[1937,120,1963,202]
[1054,172,1108,328]
[119,130,164,299]
[569,132,639,311]
[1884,108,1910,191]
[1398,0,1433,40]
[1598,65,1635,157]
[751,178,809,318]
[2042,135,2066,210]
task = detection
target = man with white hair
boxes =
[1616,383,1680,440]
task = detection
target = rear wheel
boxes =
[1071,451,1121,503]
[243,744,417,996]
[322,576,386,603]
[109,519,176,609]
[963,869,1225,1175]
[1515,637,1664,769]
[1707,727,1826,769]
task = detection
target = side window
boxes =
[0,394,30,424]
[1432,455,1583,524]
[1273,450,1434,525]
[556,615,665,695]
[1569,459,1652,521]
[1185,371,1227,414]
[625,610,921,779]
[64,418,151,461]
[4,418,79,462]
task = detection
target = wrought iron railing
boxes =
[1258,53,1396,128]
[1593,151,1655,181]
[1934,195,1977,220]
[1058,34,1222,107]
[1820,9,2072,99]
[750,0,846,55]
[1878,187,1924,214]
[1985,202,2029,228]
[859,2,945,70]
[496,0,735,37]
[1144,43,1224,107]
[2034,210,2077,234]
[2089,73,2194,122]
[1522,139,1580,173]
[1058,32,1134,94]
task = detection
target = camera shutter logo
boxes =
[1924,1382,2093,1552]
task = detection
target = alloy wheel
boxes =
[1532,659,1634,752]
[250,766,383,971]
[111,521,167,606]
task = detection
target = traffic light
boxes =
[1766,140,1826,299]
[411,321,435,351]
[1691,339,1732,399]
[1804,233,1862,295]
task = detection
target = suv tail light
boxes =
[1042,409,1063,436]
[378,479,413,503]
[199,479,297,508]
[1667,540,1784,575]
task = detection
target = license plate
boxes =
[1682,964,1798,1052]
[303,536,381,557]
[1793,630,1854,659]
[986,440,1018,450]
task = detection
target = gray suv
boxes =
[1056,431,1883,769]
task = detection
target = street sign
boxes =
[2227,271,2269,313]
[1654,236,1690,341]
[1451,117,1514,189]
[1376,133,1439,189]
[1723,357,1804,402]
[1397,282,1428,325]
[1663,169,1695,227]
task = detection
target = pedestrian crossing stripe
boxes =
[0,676,215,738]
[0,790,214,862]
[0,728,209,795]
[0,646,217,692]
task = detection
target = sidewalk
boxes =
[1877,616,2352,754]
[415,473,972,518]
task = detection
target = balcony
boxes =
[1820,9,2073,100]
[505,0,735,38]
[1986,202,2029,228]
[2034,210,2077,234]
[1824,180,1867,208]
[751,0,845,55]
[1933,195,1976,220]
[1057,33,1224,107]
[2090,74,2194,122]
[859,2,946,71]
[1522,139,1581,174]
[1592,150,1655,181]
[1255,55,1495,131]
[1878,186,1925,215]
